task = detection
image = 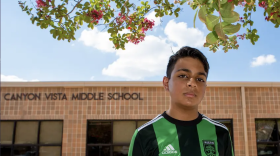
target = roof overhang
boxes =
[1,81,280,87]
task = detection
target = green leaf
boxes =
[198,6,207,23]
[108,28,114,33]
[180,0,187,5]
[51,0,55,7]
[174,8,180,13]
[214,23,226,40]
[141,1,145,5]
[212,2,219,11]
[220,2,234,18]
[74,16,79,22]
[222,11,240,23]
[84,16,91,23]
[79,20,83,25]
[194,9,198,28]
[198,0,205,4]
[70,27,74,32]
[50,29,55,34]
[205,15,220,31]
[277,18,280,24]
[31,18,36,24]
[206,31,218,44]
[220,0,228,4]
[117,2,121,8]
[223,23,241,35]
[84,2,90,7]
[77,4,83,8]
[204,43,211,47]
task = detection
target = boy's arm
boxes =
[225,132,235,156]
[128,129,145,156]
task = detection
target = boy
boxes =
[128,46,234,156]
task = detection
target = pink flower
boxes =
[259,1,267,9]
[88,10,103,23]
[36,0,46,8]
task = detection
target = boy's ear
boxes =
[163,76,169,91]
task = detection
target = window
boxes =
[0,120,63,156]
[86,120,149,156]
[87,119,234,156]
[255,119,280,156]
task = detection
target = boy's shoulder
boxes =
[200,113,229,133]
[137,114,164,132]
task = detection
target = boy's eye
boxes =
[197,78,205,82]
[179,75,188,78]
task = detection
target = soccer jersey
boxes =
[128,111,234,156]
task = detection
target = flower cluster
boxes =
[239,17,245,23]
[238,0,246,7]
[87,10,103,24]
[259,1,268,9]
[265,12,280,21]
[140,18,155,33]
[127,33,145,44]
[127,18,154,44]
[113,13,155,45]
[116,13,126,25]
[36,0,46,8]
[36,0,53,8]
[236,33,246,40]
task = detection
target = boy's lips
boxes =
[183,92,196,97]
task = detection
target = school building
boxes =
[1,81,280,156]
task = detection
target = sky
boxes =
[1,0,280,82]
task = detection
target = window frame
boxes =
[255,118,280,156]
[86,119,234,156]
[86,119,150,156]
[0,120,63,156]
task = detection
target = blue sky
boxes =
[1,0,279,82]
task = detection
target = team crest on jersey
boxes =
[203,140,216,156]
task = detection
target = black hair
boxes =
[166,46,210,79]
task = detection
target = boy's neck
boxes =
[166,104,199,121]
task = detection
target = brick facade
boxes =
[1,82,280,156]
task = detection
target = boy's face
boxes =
[163,57,207,108]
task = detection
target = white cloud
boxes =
[71,44,75,46]
[79,19,206,80]
[90,76,95,80]
[79,27,115,52]
[102,35,173,80]
[1,75,39,82]
[164,20,205,48]
[145,11,161,27]
[251,55,276,67]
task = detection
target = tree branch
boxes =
[67,0,83,16]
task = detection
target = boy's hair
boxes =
[166,46,210,79]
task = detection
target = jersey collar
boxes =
[161,111,202,126]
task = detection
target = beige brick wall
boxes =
[1,86,280,156]
[245,87,280,156]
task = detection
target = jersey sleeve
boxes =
[128,129,145,156]
[225,132,235,156]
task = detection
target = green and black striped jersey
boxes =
[128,111,234,156]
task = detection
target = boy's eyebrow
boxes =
[176,68,207,77]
